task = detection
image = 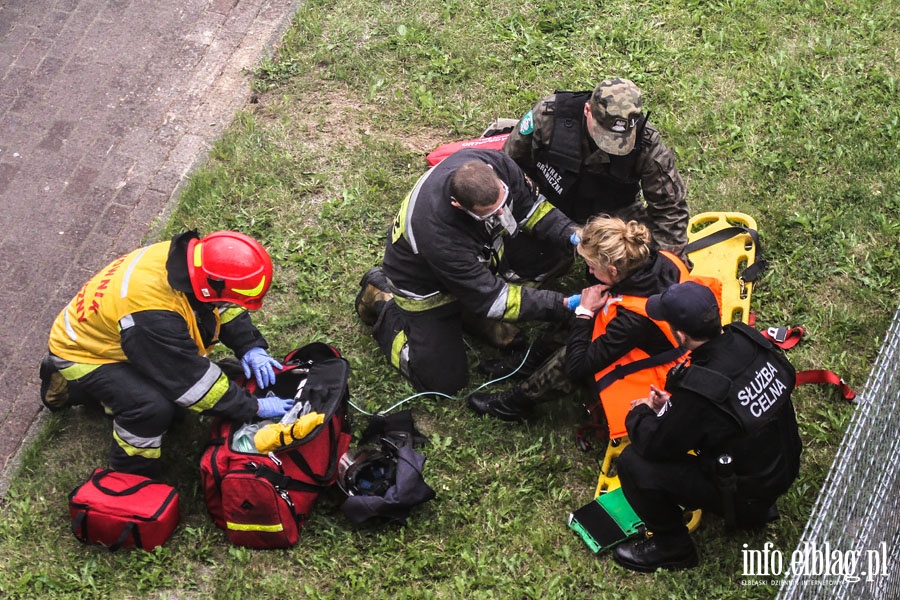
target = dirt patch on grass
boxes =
[255,85,448,157]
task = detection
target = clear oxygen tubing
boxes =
[348,343,535,417]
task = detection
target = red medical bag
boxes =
[200,342,352,548]
[68,468,180,551]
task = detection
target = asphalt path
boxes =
[0,0,300,497]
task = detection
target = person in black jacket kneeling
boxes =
[613,281,802,572]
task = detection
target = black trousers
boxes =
[372,300,469,396]
[617,446,778,535]
[616,445,722,536]
[71,363,179,478]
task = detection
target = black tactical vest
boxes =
[533,91,644,222]
[667,323,801,496]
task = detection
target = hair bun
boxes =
[624,220,651,245]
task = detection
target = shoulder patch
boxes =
[518,110,535,135]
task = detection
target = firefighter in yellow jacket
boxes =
[40,230,294,478]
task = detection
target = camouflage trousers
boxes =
[518,346,578,403]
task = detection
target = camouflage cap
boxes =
[588,78,643,156]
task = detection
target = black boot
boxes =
[39,352,70,411]
[467,387,530,422]
[738,499,780,529]
[612,532,699,572]
[355,267,393,325]
[477,339,557,379]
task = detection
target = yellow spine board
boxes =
[687,212,758,325]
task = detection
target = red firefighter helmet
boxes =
[186,231,273,310]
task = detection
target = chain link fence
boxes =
[777,306,900,599]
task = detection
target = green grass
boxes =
[3,0,898,597]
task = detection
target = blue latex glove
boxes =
[257,396,295,419]
[569,232,581,246]
[566,294,582,311]
[241,347,283,389]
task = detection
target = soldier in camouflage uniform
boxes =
[502,78,689,268]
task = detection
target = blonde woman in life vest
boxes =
[469,215,715,424]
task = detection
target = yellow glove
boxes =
[254,412,326,453]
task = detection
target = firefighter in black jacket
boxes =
[40,230,294,478]
[355,149,581,395]
[612,281,802,572]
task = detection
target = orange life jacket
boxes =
[591,251,722,439]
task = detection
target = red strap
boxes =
[761,325,805,350]
[758,324,856,402]
[796,369,857,402]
